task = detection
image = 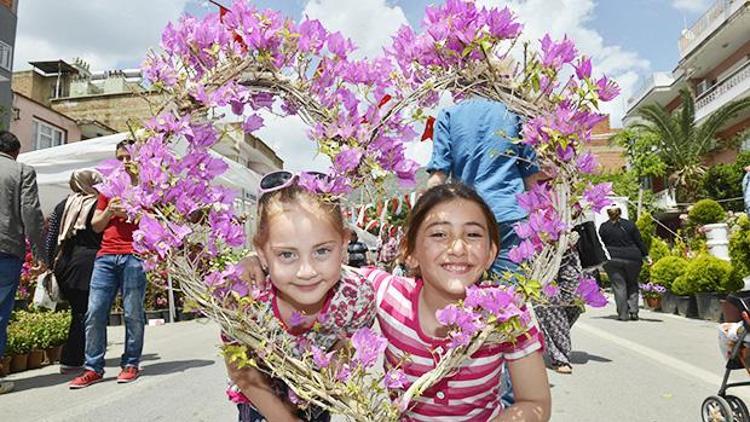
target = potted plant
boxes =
[651,256,688,314]
[640,282,666,310]
[45,312,70,363]
[671,274,698,318]
[680,254,736,321]
[689,199,729,260]
[7,324,31,373]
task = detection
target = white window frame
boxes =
[32,119,65,151]
[0,40,12,72]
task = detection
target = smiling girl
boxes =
[363,183,551,421]
[226,171,375,422]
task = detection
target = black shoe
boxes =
[617,316,629,321]
[629,313,639,321]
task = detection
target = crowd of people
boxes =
[0,133,150,394]
[0,97,655,421]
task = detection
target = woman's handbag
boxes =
[573,221,610,269]
[32,271,60,311]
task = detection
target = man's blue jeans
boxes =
[0,253,23,358]
[84,254,147,374]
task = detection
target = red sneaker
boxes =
[69,370,103,389]
[117,366,140,383]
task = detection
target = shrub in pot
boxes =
[729,214,750,287]
[681,254,734,320]
[671,275,698,318]
[688,199,727,226]
[7,324,31,373]
[651,256,688,314]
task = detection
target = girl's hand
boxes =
[238,253,268,290]
[494,351,551,422]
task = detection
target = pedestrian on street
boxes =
[534,252,584,374]
[69,139,148,389]
[425,97,541,407]
[347,231,368,268]
[0,130,46,395]
[742,165,750,216]
[45,169,103,374]
[599,206,651,321]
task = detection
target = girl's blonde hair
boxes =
[253,185,346,247]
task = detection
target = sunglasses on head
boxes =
[258,170,329,198]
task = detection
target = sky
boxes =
[11,0,714,171]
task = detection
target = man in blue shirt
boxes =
[427,98,540,276]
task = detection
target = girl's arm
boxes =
[493,351,551,422]
[225,357,301,422]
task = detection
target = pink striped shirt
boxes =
[363,268,542,422]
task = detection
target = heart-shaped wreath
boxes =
[98,1,616,420]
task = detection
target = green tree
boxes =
[611,128,666,179]
[633,88,750,202]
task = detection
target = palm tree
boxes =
[633,88,750,202]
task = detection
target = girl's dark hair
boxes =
[401,182,500,261]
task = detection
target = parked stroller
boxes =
[702,291,750,422]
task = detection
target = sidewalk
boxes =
[1,319,234,422]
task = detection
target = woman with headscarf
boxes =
[598,206,651,321]
[45,169,103,373]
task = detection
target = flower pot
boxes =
[661,292,679,314]
[10,353,28,373]
[45,346,62,364]
[676,295,698,318]
[696,292,725,321]
[146,310,166,321]
[645,296,662,311]
[704,223,730,261]
[13,298,29,311]
[27,349,45,369]
[108,312,123,326]
[0,356,11,376]
[177,310,197,321]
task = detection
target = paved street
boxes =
[2,298,745,421]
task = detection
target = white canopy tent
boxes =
[18,133,262,215]
[18,133,264,323]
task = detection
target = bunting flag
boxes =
[421,116,435,141]
[210,0,246,48]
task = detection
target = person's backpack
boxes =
[573,221,609,269]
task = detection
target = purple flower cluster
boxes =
[350,327,387,369]
[576,276,608,308]
[640,282,667,299]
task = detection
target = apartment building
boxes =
[0,0,18,129]
[9,58,283,173]
[623,0,750,209]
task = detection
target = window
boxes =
[0,40,12,72]
[32,119,65,150]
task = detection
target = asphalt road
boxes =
[2,298,744,421]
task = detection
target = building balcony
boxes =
[695,59,750,122]
[679,0,748,60]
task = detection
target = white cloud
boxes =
[248,0,410,171]
[13,0,192,71]
[671,0,712,13]
[254,112,331,172]
[477,0,651,127]
[301,0,409,58]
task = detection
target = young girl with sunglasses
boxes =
[362,183,550,421]
[236,182,550,420]
[226,171,376,422]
